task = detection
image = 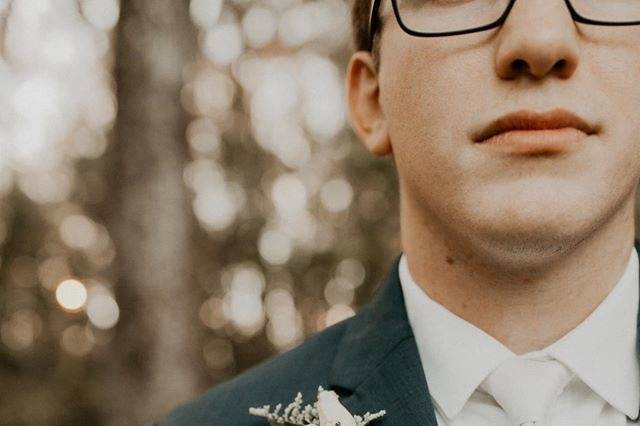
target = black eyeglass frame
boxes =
[367,0,640,51]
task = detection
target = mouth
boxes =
[472,108,598,154]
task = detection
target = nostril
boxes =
[512,58,528,73]
[553,59,567,72]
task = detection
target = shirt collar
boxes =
[399,246,640,421]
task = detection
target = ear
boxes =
[345,51,392,157]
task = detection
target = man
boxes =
[154,0,640,424]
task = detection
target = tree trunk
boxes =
[104,1,200,424]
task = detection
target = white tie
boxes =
[479,355,574,426]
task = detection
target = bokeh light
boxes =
[86,290,120,330]
[1,309,42,351]
[81,0,120,30]
[258,228,293,265]
[223,265,266,337]
[61,325,95,357]
[55,279,88,312]
[265,288,303,351]
[242,6,277,49]
[199,297,227,330]
[190,0,223,30]
[324,304,355,328]
[203,23,244,66]
[320,178,353,213]
[59,214,99,250]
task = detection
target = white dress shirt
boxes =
[399,246,640,426]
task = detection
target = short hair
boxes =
[351,0,382,70]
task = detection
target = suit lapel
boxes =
[336,338,438,426]
[329,239,640,425]
[328,256,438,425]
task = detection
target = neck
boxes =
[400,191,636,355]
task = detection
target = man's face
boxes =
[347,0,640,254]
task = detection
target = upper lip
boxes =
[473,108,598,143]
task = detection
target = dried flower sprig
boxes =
[249,386,386,426]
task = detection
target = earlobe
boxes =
[345,52,392,157]
[367,120,392,156]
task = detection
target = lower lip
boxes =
[477,127,589,155]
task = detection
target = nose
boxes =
[494,0,580,80]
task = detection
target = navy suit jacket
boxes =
[153,240,640,425]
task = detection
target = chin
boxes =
[465,230,586,271]
[458,198,605,267]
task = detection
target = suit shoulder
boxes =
[152,316,352,425]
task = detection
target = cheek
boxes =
[379,48,486,193]
[381,72,453,191]
[588,43,640,119]
[586,44,640,180]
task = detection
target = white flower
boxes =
[316,390,356,426]
[248,386,386,426]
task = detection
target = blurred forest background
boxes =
[0,0,402,425]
